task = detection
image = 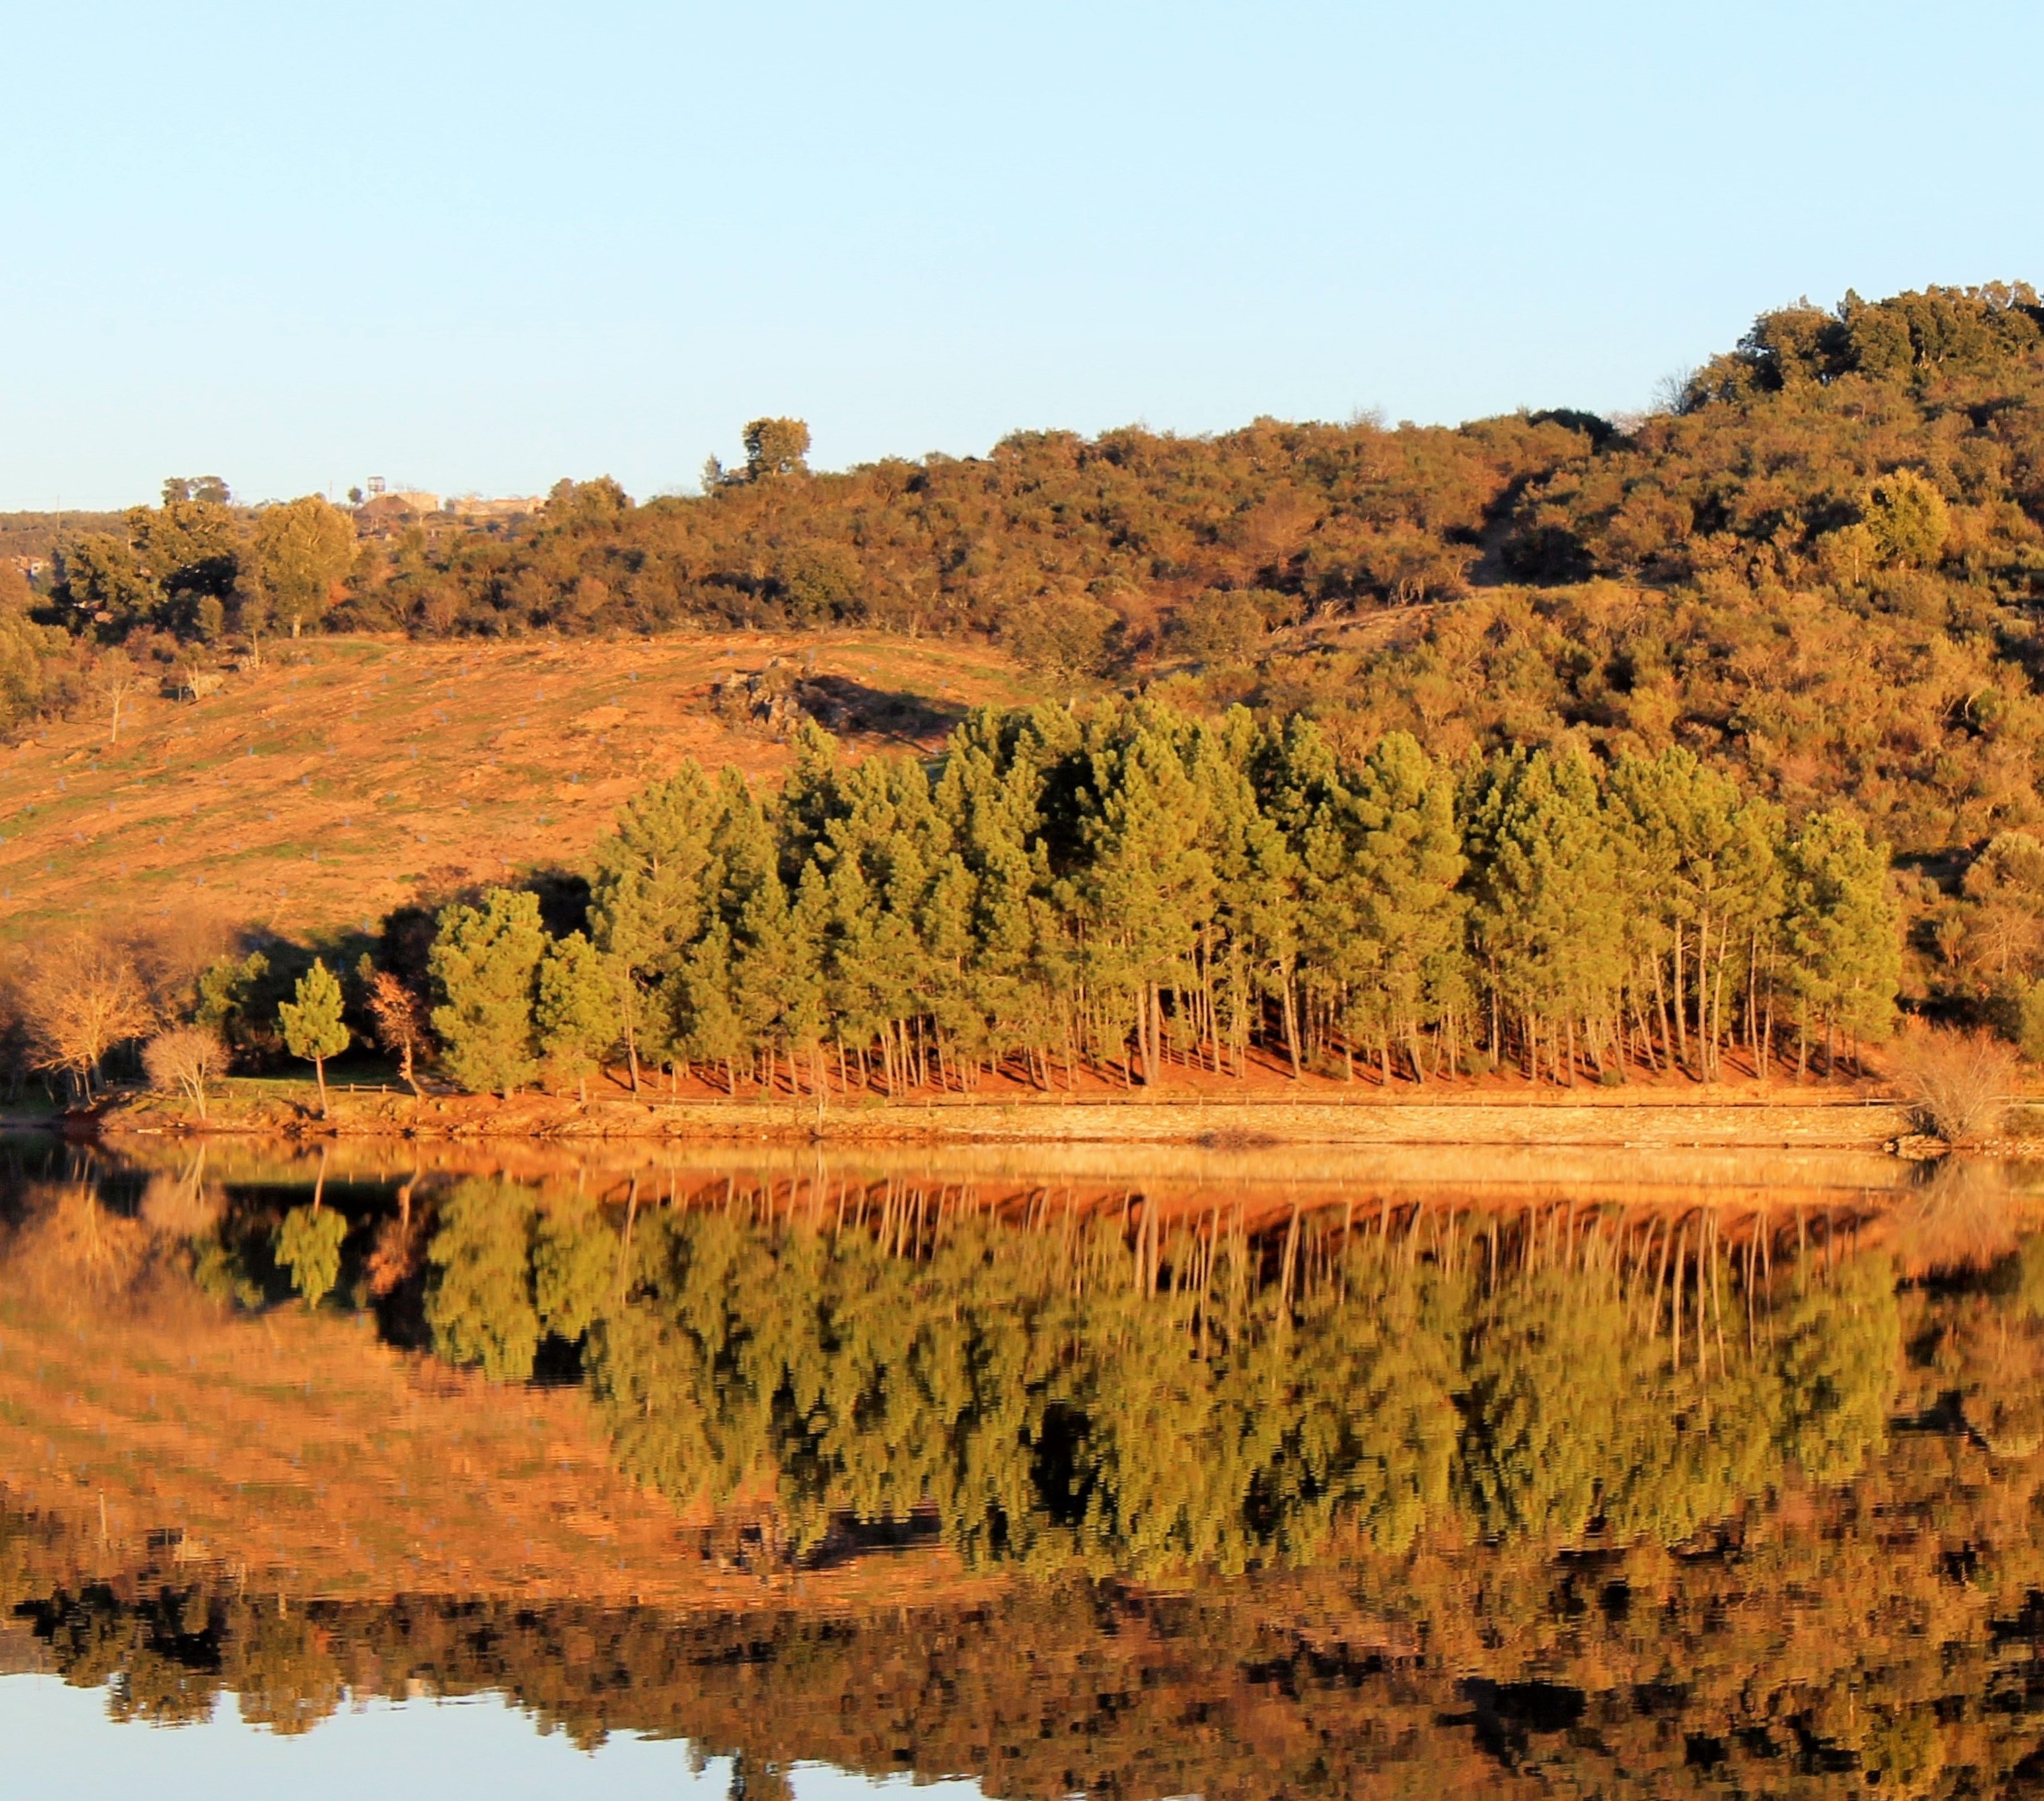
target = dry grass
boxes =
[1889,1025,2019,1146]
[0,631,1032,947]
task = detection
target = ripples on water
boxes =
[3,1134,2043,1797]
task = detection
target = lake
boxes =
[1,1133,2038,1797]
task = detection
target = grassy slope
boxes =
[0,631,1033,946]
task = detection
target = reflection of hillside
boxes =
[0,1237,994,1612]
[17,1429,2044,1796]
[13,1142,2044,1789]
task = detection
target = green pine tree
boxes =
[588,761,718,1093]
[535,930,618,1101]
[278,958,349,1116]
[429,889,546,1096]
[1782,811,1900,1072]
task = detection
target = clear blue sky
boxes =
[3,0,2039,510]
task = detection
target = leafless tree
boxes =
[362,963,431,1097]
[94,657,146,745]
[1890,1025,2018,1146]
[20,936,155,1102]
[142,1025,227,1119]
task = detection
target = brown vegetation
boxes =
[141,1025,226,1119]
[1887,1024,2018,1144]
[18,935,153,1099]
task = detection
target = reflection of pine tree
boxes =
[425,1179,540,1381]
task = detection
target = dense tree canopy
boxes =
[392,698,1896,1099]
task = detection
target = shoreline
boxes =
[80,1085,1930,1152]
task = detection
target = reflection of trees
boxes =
[221,1600,343,1735]
[24,1585,223,1728]
[410,1181,1917,1575]
[425,1180,541,1381]
[27,1203,2044,1792]
[1774,1248,1900,1482]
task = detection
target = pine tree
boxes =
[535,930,618,1102]
[676,918,745,1091]
[1205,708,1303,1075]
[1465,749,1625,1082]
[429,889,546,1096]
[1782,811,1900,1072]
[1607,746,1780,1080]
[589,762,718,1093]
[1070,701,1216,1083]
[387,693,1922,1106]
[1344,732,1467,1081]
[278,958,349,1116]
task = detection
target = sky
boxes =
[2,0,2041,510]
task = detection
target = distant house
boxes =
[447,495,546,521]
[356,490,441,525]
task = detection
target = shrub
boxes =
[141,1025,227,1119]
[1889,1026,2017,1145]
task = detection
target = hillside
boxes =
[7,283,2044,1101]
[0,630,1031,947]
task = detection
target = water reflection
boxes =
[6,1136,2044,1794]
[0,1670,955,1799]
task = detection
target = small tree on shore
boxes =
[358,957,430,1097]
[1890,1025,2016,1146]
[142,1025,227,1119]
[279,959,349,1116]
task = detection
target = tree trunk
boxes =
[314,1056,328,1117]
[1672,925,1689,1071]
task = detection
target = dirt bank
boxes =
[97,1083,1920,1152]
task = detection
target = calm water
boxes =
[2,1134,2040,1798]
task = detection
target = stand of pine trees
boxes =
[411,698,1901,1097]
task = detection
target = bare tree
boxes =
[142,1025,227,1119]
[94,657,146,745]
[1889,1025,2018,1146]
[361,961,431,1097]
[20,936,155,1102]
